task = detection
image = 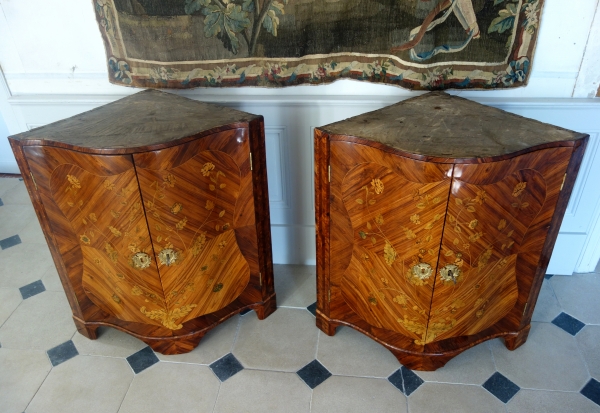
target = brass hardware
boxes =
[30,172,38,190]
[439,264,462,284]
[411,262,433,280]
[328,165,331,182]
[523,302,528,316]
[249,152,253,171]
[560,173,566,191]
[158,248,179,266]
[131,252,151,270]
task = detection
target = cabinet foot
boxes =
[73,317,99,340]
[504,324,531,351]
[316,313,339,336]
[254,294,277,320]
[146,334,206,355]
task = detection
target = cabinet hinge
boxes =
[249,152,253,171]
[30,172,38,191]
[560,173,567,191]
[328,289,331,302]
[259,272,262,286]
[328,165,331,182]
[523,302,528,317]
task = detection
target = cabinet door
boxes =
[133,129,254,329]
[330,141,452,343]
[426,148,573,344]
[23,146,168,327]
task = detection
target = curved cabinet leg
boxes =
[73,317,99,340]
[253,293,277,320]
[316,312,339,336]
[504,324,531,351]
[393,352,453,372]
[146,333,206,355]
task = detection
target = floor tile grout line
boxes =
[0,294,25,330]
[230,314,242,354]
[210,381,222,413]
[21,360,53,413]
[114,373,136,413]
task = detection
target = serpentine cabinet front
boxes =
[316,133,576,370]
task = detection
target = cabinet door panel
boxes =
[133,130,252,328]
[24,146,167,327]
[331,141,452,342]
[427,148,572,344]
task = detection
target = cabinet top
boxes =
[9,90,260,153]
[318,92,587,161]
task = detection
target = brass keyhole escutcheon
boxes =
[131,252,151,270]
[412,262,433,280]
[440,264,461,284]
[158,248,179,266]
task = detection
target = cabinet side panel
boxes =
[330,140,452,348]
[427,147,573,344]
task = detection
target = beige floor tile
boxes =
[0,178,20,198]
[0,348,52,413]
[408,382,506,413]
[0,204,37,242]
[490,322,589,391]
[233,308,318,372]
[576,325,600,379]
[0,288,22,326]
[158,314,239,364]
[551,273,600,324]
[507,389,600,413]
[311,375,407,413]
[531,281,563,322]
[26,356,133,413]
[274,264,316,308]
[18,216,47,245]
[213,370,310,413]
[1,181,33,205]
[416,342,495,385]
[0,243,55,289]
[40,266,64,292]
[0,291,76,351]
[317,326,399,378]
[72,326,147,358]
[118,363,219,413]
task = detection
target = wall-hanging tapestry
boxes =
[93,0,544,89]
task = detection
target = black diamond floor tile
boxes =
[0,198,3,206]
[581,378,600,406]
[47,340,79,367]
[210,353,244,382]
[0,235,21,250]
[239,308,251,316]
[126,346,159,374]
[388,368,404,392]
[19,280,46,299]
[400,366,424,396]
[307,302,317,317]
[483,372,520,403]
[544,273,554,280]
[296,359,331,389]
[552,312,585,336]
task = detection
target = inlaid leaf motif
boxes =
[384,241,397,266]
[108,226,122,237]
[355,198,364,204]
[455,198,463,206]
[453,238,460,245]
[468,219,478,229]
[425,222,434,230]
[358,231,367,239]
[467,206,476,212]
[371,237,377,245]
[366,222,372,230]
[205,200,215,210]
[375,214,384,225]
[80,234,91,244]
[175,217,188,231]
[209,184,216,191]
[219,210,226,217]
[89,213,98,223]
[498,219,507,230]
[170,202,183,214]
[445,250,454,256]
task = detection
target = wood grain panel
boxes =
[330,141,452,343]
[134,131,252,327]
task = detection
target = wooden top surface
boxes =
[319,92,586,160]
[10,89,260,152]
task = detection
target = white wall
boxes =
[1,0,600,272]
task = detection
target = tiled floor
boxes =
[1,176,600,413]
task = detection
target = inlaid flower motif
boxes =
[201,162,215,176]
[384,241,397,266]
[163,174,176,187]
[205,200,215,210]
[67,175,81,189]
[371,178,384,194]
[170,202,183,214]
[103,180,115,190]
[80,234,91,244]
[468,219,478,229]
[131,285,143,296]
[218,240,227,249]
[512,182,527,197]
[410,214,421,224]
[474,189,487,205]
[108,226,122,237]
[375,213,384,226]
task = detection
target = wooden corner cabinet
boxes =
[314,92,588,371]
[9,90,276,354]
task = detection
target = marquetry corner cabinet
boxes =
[9,89,276,354]
[314,91,588,371]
